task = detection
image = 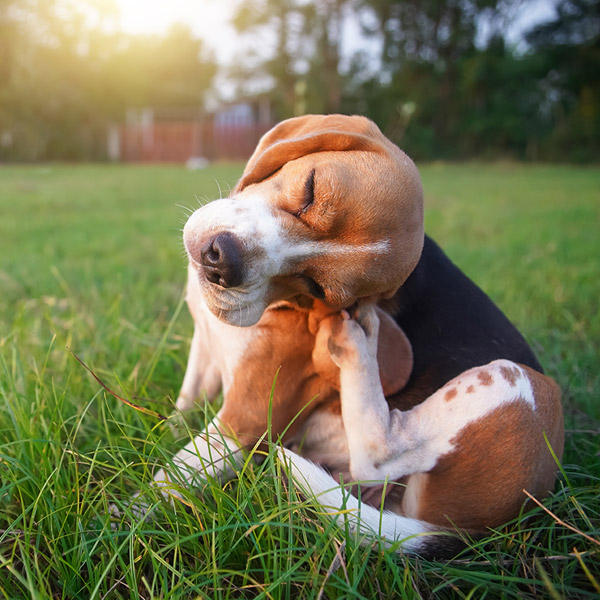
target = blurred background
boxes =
[1,8,599,594]
[0,0,598,164]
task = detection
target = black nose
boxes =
[200,232,243,288]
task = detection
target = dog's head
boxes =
[183,114,424,326]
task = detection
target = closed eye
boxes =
[296,168,315,216]
[298,273,325,300]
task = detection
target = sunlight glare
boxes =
[113,0,231,44]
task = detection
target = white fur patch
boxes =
[390,359,535,469]
[286,239,390,260]
[342,359,536,482]
[178,270,259,403]
[154,412,243,488]
[278,447,431,553]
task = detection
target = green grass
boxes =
[1,162,599,598]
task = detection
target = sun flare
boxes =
[112,0,231,42]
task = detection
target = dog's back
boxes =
[388,235,542,410]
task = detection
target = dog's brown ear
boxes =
[234,114,396,192]
[376,307,413,396]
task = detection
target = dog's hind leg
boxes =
[278,447,456,556]
[309,302,562,546]
[325,304,556,481]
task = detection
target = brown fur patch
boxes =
[219,308,338,447]
[500,365,521,387]
[417,403,538,529]
[417,367,564,531]
[322,399,342,415]
[477,370,493,386]
[444,387,458,401]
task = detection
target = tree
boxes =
[0,1,217,160]
[353,0,521,151]
[231,0,305,118]
[102,25,216,110]
[525,0,600,160]
[230,0,350,118]
[302,0,348,114]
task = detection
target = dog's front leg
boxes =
[326,304,426,483]
[122,413,243,521]
[154,414,242,489]
[175,266,224,413]
[175,323,222,412]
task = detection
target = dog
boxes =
[148,114,563,558]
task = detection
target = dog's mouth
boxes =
[199,280,268,326]
[195,264,330,327]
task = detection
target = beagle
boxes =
[150,115,563,558]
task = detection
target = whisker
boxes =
[194,194,212,208]
[213,178,224,201]
[176,202,195,216]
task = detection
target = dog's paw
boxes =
[109,495,155,528]
[327,303,380,367]
[108,502,122,530]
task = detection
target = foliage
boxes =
[1,163,599,597]
[231,0,600,162]
[0,0,216,161]
[0,0,599,161]
[335,0,600,161]
[231,0,349,118]
[524,0,600,161]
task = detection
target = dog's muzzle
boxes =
[197,232,243,288]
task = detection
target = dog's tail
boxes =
[279,448,466,559]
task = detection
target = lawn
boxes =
[1,162,598,598]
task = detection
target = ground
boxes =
[0,162,598,598]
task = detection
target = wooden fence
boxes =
[116,121,272,163]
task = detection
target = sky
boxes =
[113,0,560,63]
[114,0,234,59]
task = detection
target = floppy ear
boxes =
[234,114,396,193]
[376,307,413,396]
[234,114,424,305]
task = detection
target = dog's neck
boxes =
[218,303,341,446]
[216,298,413,446]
